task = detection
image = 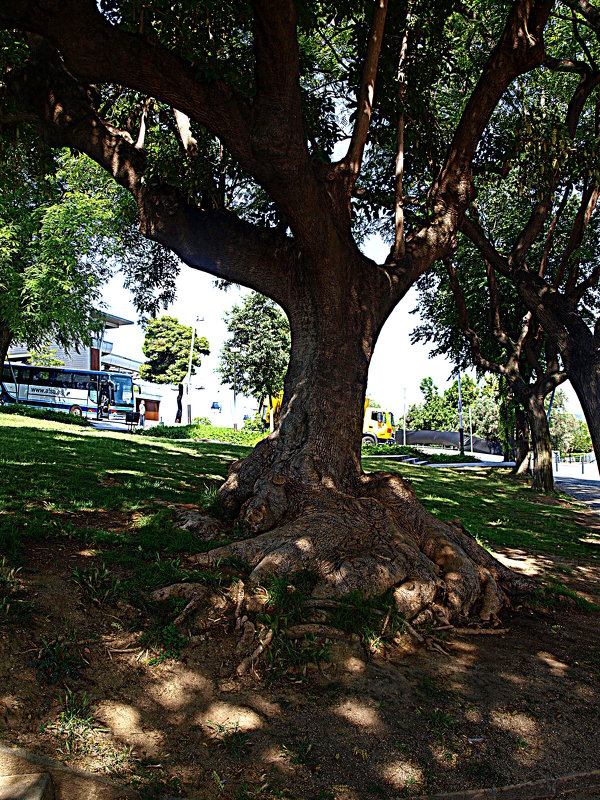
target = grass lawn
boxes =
[2,412,597,563]
[1,412,599,799]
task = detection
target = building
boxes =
[7,311,135,373]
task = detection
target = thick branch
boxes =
[459,216,512,277]
[397,0,552,286]
[540,184,571,278]
[510,196,553,266]
[559,184,600,292]
[486,260,512,349]
[445,259,506,377]
[173,109,198,155]
[0,0,255,170]
[562,0,600,37]
[250,0,311,182]
[2,51,298,309]
[344,0,389,181]
[393,10,412,259]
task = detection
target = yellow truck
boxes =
[261,393,395,445]
[260,391,284,431]
[362,399,396,446]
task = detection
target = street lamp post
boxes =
[457,367,465,456]
[403,387,407,446]
[231,347,240,431]
[185,316,204,424]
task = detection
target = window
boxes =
[52,371,73,389]
[30,369,50,385]
[111,375,133,406]
[16,367,31,385]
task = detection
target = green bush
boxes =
[0,404,91,427]
[140,422,265,446]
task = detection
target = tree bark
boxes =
[0,324,12,378]
[527,393,555,493]
[514,406,531,476]
[565,353,600,464]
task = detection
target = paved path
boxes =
[554,475,600,517]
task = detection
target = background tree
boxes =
[412,231,566,491]
[140,316,209,385]
[547,389,593,456]
[456,12,600,462]
[0,134,180,373]
[218,293,290,428]
[1,0,570,619]
[29,344,66,367]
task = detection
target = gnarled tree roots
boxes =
[191,448,536,625]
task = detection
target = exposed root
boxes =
[236,619,256,653]
[283,624,359,642]
[236,628,274,676]
[173,595,203,627]
[452,627,510,636]
[400,620,425,645]
[192,460,538,626]
[151,583,207,602]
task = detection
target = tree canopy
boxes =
[218,293,290,406]
[140,316,210,385]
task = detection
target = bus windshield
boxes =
[111,374,133,407]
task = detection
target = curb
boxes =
[413,769,600,799]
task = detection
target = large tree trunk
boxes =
[514,406,531,476]
[193,262,536,623]
[527,393,554,493]
[563,351,600,466]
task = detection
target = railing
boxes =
[559,452,596,464]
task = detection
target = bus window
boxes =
[16,367,31,385]
[53,371,73,389]
[30,369,50,385]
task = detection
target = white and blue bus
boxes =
[1,363,135,421]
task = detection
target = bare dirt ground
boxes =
[1,523,600,800]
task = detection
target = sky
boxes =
[102,233,585,426]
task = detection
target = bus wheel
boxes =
[362,434,377,447]
[69,405,83,417]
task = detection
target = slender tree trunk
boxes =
[514,278,600,464]
[527,393,554,493]
[0,323,12,377]
[514,406,530,476]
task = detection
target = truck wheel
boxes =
[69,405,83,417]
[362,434,377,447]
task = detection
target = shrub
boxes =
[0,404,91,426]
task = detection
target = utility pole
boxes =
[457,368,465,456]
